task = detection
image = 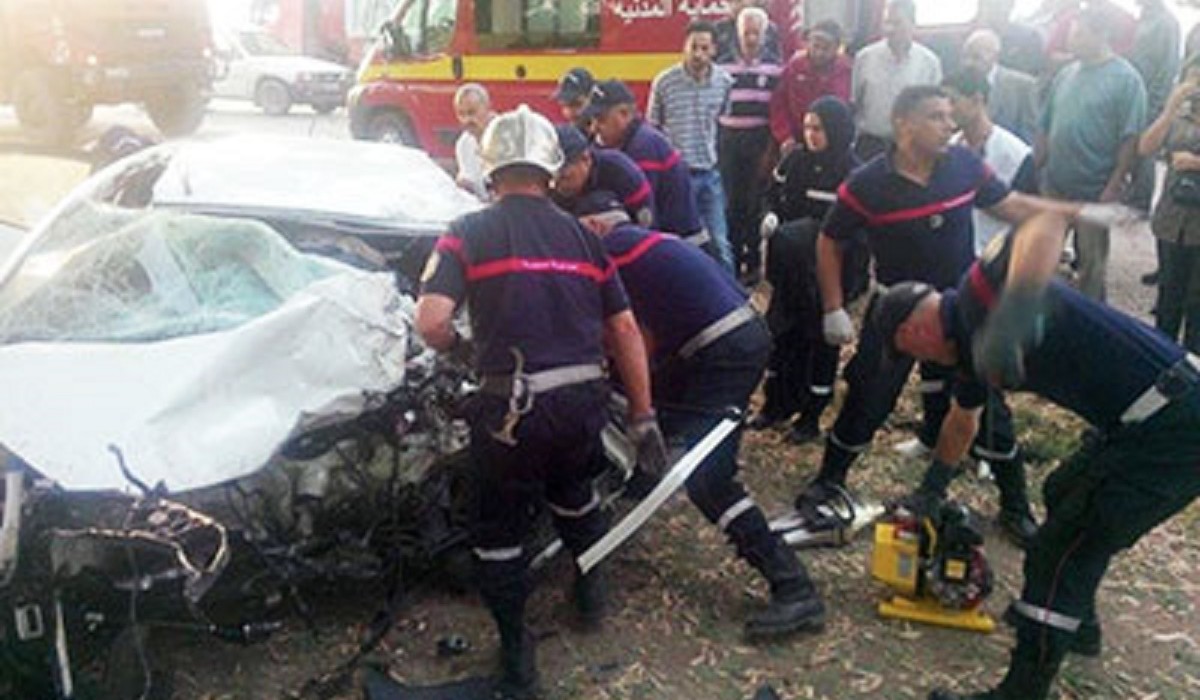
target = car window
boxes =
[476,0,598,50]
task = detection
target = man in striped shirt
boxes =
[718,5,783,283]
[649,20,736,270]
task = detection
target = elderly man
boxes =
[715,0,782,65]
[452,83,496,198]
[851,0,942,159]
[770,20,852,154]
[867,213,1200,700]
[718,5,783,283]
[961,29,1039,144]
[648,20,736,269]
[979,0,1045,77]
[1039,7,1147,301]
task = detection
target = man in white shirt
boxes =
[944,66,1037,254]
[851,0,942,159]
[453,83,496,199]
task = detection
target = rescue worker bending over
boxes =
[870,213,1200,700]
[415,107,664,700]
[585,79,712,256]
[574,190,826,640]
[553,124,656,228]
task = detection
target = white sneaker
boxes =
[893,437,932,460]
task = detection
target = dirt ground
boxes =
[160,219,1200,700]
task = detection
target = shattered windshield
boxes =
[0,207,340,344]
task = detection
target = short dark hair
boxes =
[891,85,948,122]
[686,20,717,41]
[942,66,991,102]
[887,0,918,24]
[807,19,843,45]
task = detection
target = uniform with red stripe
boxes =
[423,194,628,374]
[577,190,827,639]
[824,144,1008,289]
[609,118,703,237]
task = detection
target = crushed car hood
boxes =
[0,212,410,492]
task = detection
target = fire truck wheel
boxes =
[145,85,207,138]
[366,109,417,146]
[12,69,74,145]
[256,78,293,116]
[312,101,340,115]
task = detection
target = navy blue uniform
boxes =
[942,233,1200,688]
[611,119,704,240]
[421,194,629,664]
[812,146,1018,491]
[602,221,815,603]
[554,148,656,228]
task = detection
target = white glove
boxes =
[1077,202,1139,229]
[760,212,780,239]
[822,308,855,346]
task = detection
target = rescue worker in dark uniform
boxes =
[869,212,1200,700]
[415,106,664,700]
[585,80,712,254]
[749,96,869,443]
[553,66,596,133]
[553,124,656,228]
[796,86,1087,546]
[574,190,826,639]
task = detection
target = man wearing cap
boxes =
[793,85,1094,547]
[574,189,826,640]
[416,106,665,700]
[553,124,655,228]
[588,79,710,253]
[648,19,736,270]
[868,213,1200,700]
[554,67,596,133]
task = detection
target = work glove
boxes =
[972,284,1043,388]
[893,487,945,520]
[822,308,855,346]
[1077,202,1139,229]
[628,413,669,483]
[759,212,780,240]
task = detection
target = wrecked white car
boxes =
[0,137,485,699]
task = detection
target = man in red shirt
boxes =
[770,21,852,153]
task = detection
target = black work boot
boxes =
[572,564,609,629]
[727,508,826,639]
[493,626,538,700]
[929,625,1066,700]
[786,411,822,444]
[991,458,1038,549]
[479,561,538,700]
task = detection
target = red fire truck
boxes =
[347,0,999,162]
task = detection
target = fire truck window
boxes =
[913,0,978,26]
[424,0,457,53]
[475,0,600,50]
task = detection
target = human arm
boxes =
[1139,78,1198,157]
[932,400,983,466]
[415,293,459,351]
[1099,136,1139,203]
[816,231,845,313]
[647,74,665,128]
[1172,151,1200,171]
[604,310,654,421]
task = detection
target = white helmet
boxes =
[480,104,564,179]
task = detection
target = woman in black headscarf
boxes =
[749,96,868,443]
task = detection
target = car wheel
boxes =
[12,68,74,145]
[256,79,292,116]
[366,109,416,145]
[312,101,340,115]
[145,84,207,137]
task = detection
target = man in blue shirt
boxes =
[416,107,664,700]
[574,190,825,640]
[553,124,656,228]
[872,213,1200,700]
[586,80,711,255]
[801,86,1086,546]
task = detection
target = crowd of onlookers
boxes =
[451,0,1200,360]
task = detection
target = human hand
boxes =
[1171,151,1200,172]
[628,413,669,482]
[822,308,855,346]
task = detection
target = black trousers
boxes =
[816,295,1016,486]
[718,125,772,275]
[1014,386,1200,647]
[1156,239,1200,353]
[466,383,611,614]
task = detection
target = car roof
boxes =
[150,135,480,231]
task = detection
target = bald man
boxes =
[453,83,497,199]
[961,29,1039,144]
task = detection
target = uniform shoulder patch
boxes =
[420,251,442,284]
